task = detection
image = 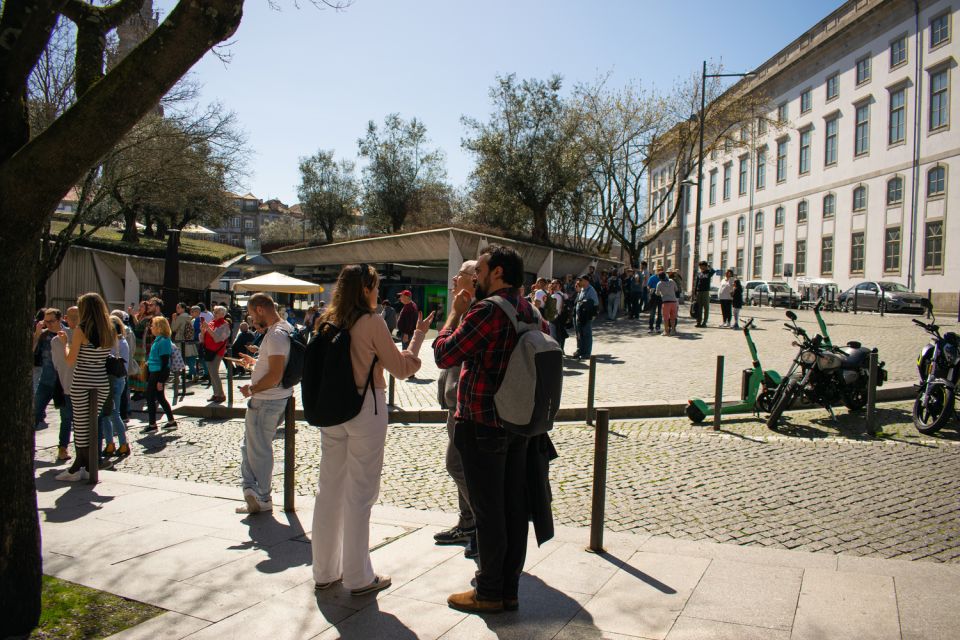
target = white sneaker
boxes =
[56,468,89,482]
[236,488,273,514]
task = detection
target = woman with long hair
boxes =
[144,316,177,432]
[311,264,434,596]
[99,315,131,458]
[56,292,116,481]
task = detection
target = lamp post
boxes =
[691,61,755,297]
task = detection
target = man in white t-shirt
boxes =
[531,277,548,309]
[236,292,293,514]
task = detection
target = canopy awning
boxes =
[232,271,324,294]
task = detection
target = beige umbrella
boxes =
[232,271,324,294]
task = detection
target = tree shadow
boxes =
[135,431,182,455]
[226,510,312,575]
[316,596,417,639]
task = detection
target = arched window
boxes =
[737,215,746,235]
[775,206,785,227]
[755,210,764,231]
[887,176,903,205]
[721,220,729,237]
[823,193,836,218]
[928,165,946,196]
[797,200,808,223]
[853,185,867,212]
[708,224,715,241]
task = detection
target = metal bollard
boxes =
[773,291,778,308]
[226,353,234,408]
[587,408,610,554]
[87,389,99,485]
[866,351,879,436]
[586,355,597,426]
[713,355,724,431]
[927,289,933,319]
[284,396,296,512]
[388,373,396,407]
[879,296,885,317]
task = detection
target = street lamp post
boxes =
[690,61,755,297]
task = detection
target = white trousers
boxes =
[311,388,388,589]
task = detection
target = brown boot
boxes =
[56,446,71,462]
[447,589,504,614]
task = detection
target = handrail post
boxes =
[713,355,724,431]
[586,355,597,426]
[87,389,99,485]
[284,396,296,512]
[854,288,859,314]
[587,408,610,554]
[866,351,879,436]
[927,289,933,319]
[226,347,234,408]
[388,373,396,407]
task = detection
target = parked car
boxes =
[710,286,719,303]
[837,281,925,313]
[746,280,800,308]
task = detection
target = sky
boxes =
[155,0,844,204]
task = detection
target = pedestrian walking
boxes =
[311,266,432,596]
[606,268,621,320]
[56,293,115,481]
[694,261,713,328]
[33,308,64,431]
[51,307,77,461]
[548,279,568,350]
[171,302,198,379]
[656,272,680,336]
[573,273,599,359]
[718,270,734,327]
[731,276,744,329]
[647,270,662,334]
[200,306,230,403]
[396,290,418,350]
[379,299,398,334]
[99,316,131,458]
[143,316,176,432]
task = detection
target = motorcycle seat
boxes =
[838,346,871,369]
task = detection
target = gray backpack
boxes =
[486,296,563,436]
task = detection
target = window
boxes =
[723,163,732,200]
[824,116,838,165]
[884,177,902,205]
[666,192,673,216]
[928,165,946,196]
[931,13,950,48]
[801,89,812,113]
[753,246,763,278]
[738,156,748,195]
[737,215,746,235]
[708,224,715,241]
[230,216,240,228]
[710,149,718,161]
[758,117,767,136]
[756,148,767,189]
[823,193,836,218]
[243,218,254,230]
[795,240,807,276]
[930,68,949,131]
[775,206,785,227]
[855,103,870,156]
[736,248,744,276]
[856,56,872,85]
[721,220,729,238]
[889,87,906,144]
[720,251,728,271]
[683,184,691,214]
[924,221,943,270]
[798,200,808,223]
[773,243,784,277]
[885,227,901,272]
[777,103,788,122]
[853,186,867,212]
[890,36,907,68]
[826,73,839,101]
[799,128,811,174]
[755,210,764,231]
[740,127,748,142]
[821,236,834,275]
[776,139,788,182]
[707,252,714,266]
[850,232,865,273]
[709,170,718,206]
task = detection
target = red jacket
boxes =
[203,317,229,355]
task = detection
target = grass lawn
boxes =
[32,575,163,639]
[49,220,243,264]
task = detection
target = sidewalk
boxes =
[36,467,960,639]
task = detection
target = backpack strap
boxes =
[362,355,380,415]
[486,295,521,333]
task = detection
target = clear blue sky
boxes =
[156,0,843,204]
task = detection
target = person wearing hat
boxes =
[573,273,599,359]
[396,290,419,351]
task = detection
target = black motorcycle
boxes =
[912,299,960,434]
[767,310,887,429]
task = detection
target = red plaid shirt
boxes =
[433,289,548,428]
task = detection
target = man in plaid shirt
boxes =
[433,245,548,615]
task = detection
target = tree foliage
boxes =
[297,149,359,242]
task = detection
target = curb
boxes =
[172,382,917,423]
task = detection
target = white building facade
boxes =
[649,0,959,308]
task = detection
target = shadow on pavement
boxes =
[601,553,676,594]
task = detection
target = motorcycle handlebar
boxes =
[912,318,926,328]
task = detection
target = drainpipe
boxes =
[907,0,923,291]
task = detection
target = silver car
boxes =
[838,281,925,313]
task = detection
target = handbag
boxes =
[690,301,700,319]
[170,343,186,372]
[105,355,127,377]
[437,364,460,410]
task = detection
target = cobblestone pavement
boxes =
[174,305,958,413]
[37,400,960,564]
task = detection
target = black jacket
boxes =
[526,433,558,546]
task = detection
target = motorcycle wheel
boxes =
[843,380,867,411]
[766,381,798,430]
[912,384,955,435]
[755,387,777,413]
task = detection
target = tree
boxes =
[297,149,358,242]
[0,2,244,634]
[357,113,446,233]
[462,74,586,243]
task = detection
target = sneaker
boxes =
[315,577,341,590]
[142,423,158,433]
[434,525,476,545]
[236,488,273,514]
[56,468,89,482]
[162,420,178,430]
[350,575,391,596]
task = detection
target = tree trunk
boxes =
[531,204,550,243]
[0,232,44,636]
[161,229,181,314]
[121,206,139,243]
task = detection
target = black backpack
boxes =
[280,326,307,389]
[301,322,378,427]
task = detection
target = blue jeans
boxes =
[577,320,593,357]
[186,356,198,378]
[34,381,56,427]
[99,375,128,446]
[240,396,290,502]
[59,396,73,447]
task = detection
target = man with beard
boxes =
[433,245,547,615]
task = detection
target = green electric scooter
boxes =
[685,298,834,423]
[686,318,783,423]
